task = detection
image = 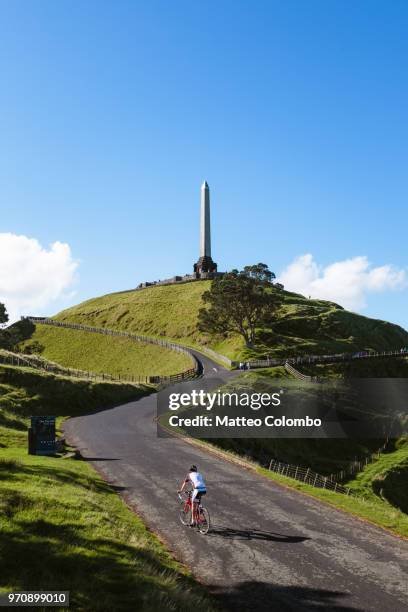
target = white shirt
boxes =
[189,471,206,490]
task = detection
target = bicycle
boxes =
[177,490,210,534]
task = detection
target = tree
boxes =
[198,265,282,347]
[242,263,276,284]
[0,303,9,327]
[0,316,35,350]
[22,340,44,355]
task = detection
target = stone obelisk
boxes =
[194,181,217,278]
[200,181,211,258]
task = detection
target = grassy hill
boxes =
[23,325,193,379]
[43,280,408,361]
[0,365,215,611]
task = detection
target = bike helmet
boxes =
[190,465,197,472]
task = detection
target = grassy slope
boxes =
[0,364,150,432]
[0,366,215,611]
[257,463,408,538]
[345,439,408,513]
[300,357,408,378]
[24,326,192,378]
[47,281,408,361]
[300,359,408,515]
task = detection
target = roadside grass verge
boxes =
[0,364,151,435]
[256,464,408,539]
[0,365,216,611]
[0,445,217,611]
[23,325,193,379]
[344,439,408,513]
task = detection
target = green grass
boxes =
[45,281,408,361]
[23,325,193,378]
[0,364,151,433]
[0,366,216,611]
[256,464,408,538]
[0,446,216,611]
[300,357,408,378]
[345,439,408,513]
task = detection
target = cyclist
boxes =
[179,465,207,526]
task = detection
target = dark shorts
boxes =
[192,489,206,503]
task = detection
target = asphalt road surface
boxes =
[64,350,408,611]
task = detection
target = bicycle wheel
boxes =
[197,506,210,534]
[179,505,191,526]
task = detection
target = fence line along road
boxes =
[267,459,352,495]
[328,436,390,482]
[0,348,147,385]
[24,317,408,375]
[246,347,408,370]
[23,317,200,385]
[269,431,392,495]
[284,361,319,382]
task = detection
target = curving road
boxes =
[63,351,408,612]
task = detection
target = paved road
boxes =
[64,351,408,611]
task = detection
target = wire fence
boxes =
[26,317,196,358]
[267,459,352,495]
[25,318,408,375]
[245,348,408,370]
[268,432,391,495]
[200,346,234,368]
[328,437,390,482]
[14,317,202,385]
[0,349,146,384]
[284,361,319,382]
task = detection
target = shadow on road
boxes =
[84,457,120,461]
[211,581,361,612]
[208,525,310,543]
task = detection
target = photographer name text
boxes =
[168,415,322,428]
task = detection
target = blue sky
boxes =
[1,1,408,330]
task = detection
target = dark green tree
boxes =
[198,265,282,347]
[0,303,8,327]
[242,263,276,284]
[22,340,44,355]
[0,314,35,350]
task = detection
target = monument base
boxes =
[194,256,218,279]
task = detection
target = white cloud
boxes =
[0,233,79,323]
[278,254,407,311]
